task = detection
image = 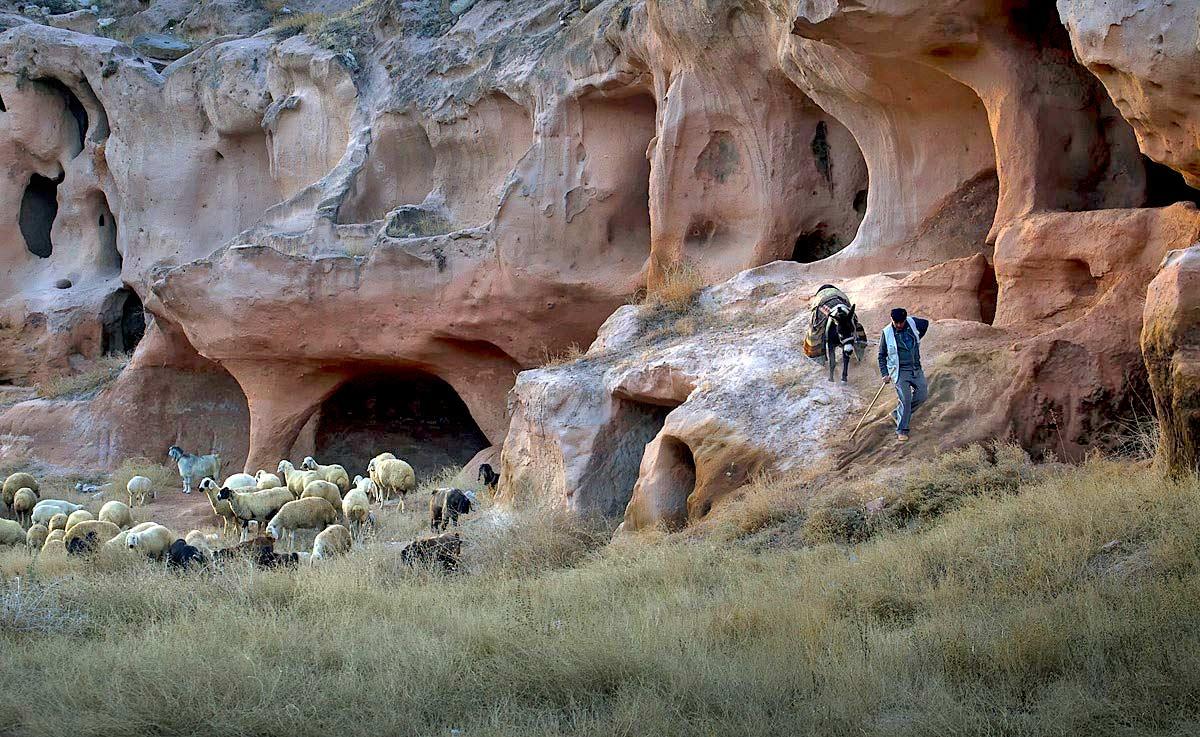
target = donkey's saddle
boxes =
[803,285,866,358]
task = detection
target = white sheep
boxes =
[311,524,352,561]
[300,456,350,493]
[217,485,294,541]
[12,488,37,528]
[255,470,282,490]
[99,500,134,529]
[277,460,321,498]
[367,457,416,510]
[127,475,154,507]
[198,478,239,537]
[342,484,371,542]
[64,520,121,555]
[104,522,160,551]
[168,445,220,495]
[64,509,95,532]
[2,472,38,514]
[223,473,257,489]
[184,529,220,556]
[32,499,83,526]
[301,480,343,519]
[126,524,175,560]
[0,518,24,546]
[41,530,66,557]
[47,513,68,533]
[26,523,48,550]
[265,497,337,552]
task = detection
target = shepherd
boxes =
[877,307,930,443]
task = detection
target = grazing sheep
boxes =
[342,485,370,541]
[99,500,134,529]
[265,497,337,552]
[41,531,66,557]
[277,461,321,498]
[47,513,68,533]
[0,518,25,546]
[64,520,121,556]
[311,524,352,561]
[367,457,416,509]
[301,480,343,519]
[167,539,207,569]
[212,535,300,569]
[300,456,350,493]
[32,499,82,526]
[477,463,499,493]
[2,472,39,514]
[255,470,282,490]
[223,473,257,489]
[400,532,462,572]
[126,524,175,560]
[127,475,154,507]
[184,529,220,555]
[198,478,239,537]
[26,523,48,550]
[12,488,37,528]
[167,445,220,495]
[370,452,396,467]
[217,486,294,541]
[429,488,473,532]
[104,521,160,551]
[64,509,95,532]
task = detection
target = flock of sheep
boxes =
[0,446,492,571]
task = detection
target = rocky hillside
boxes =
[2,0,1199,530]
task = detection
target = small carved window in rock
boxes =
[0,92,6,112]
[853,188,868,216]
[811,121,832,183]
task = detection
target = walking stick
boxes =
[851,380,889,440]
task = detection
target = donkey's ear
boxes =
[849,304,856,316]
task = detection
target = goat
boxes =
[167,446,220,495]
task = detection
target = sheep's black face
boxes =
[216,488,231,500]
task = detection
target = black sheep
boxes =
[429,488,472,532]
[167,539,208,570]
[400,532,462,572]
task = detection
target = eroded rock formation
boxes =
[0,0,1197,524]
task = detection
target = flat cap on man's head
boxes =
[890,307,908,323]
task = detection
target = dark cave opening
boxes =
[101,288,145,355]
[315,372,490,480]
[790,226,842,263]
[1142,156,1200,208]
[19,172,61,258]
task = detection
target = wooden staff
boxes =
[851,380,890,439]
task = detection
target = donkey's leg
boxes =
[842,350,851,382]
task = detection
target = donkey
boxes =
[825,303,860,383]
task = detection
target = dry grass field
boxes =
[1,450,1198,736]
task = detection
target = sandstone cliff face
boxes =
[1,0,1198,517]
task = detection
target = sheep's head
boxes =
[199,477,218,492]
[366,459,376,474]
[216,487,233,501]
[278,460,293,476]
[126,532,140,549]
[255,470,267,480]
[301,457,318,471]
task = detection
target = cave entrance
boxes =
[315,372,490,480]
[101,288,145,355]
[790,226,843,263]
[1143,156,1200,208]
[654,436,697,529]
[19,172,60,258]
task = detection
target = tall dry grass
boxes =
[0,455,1198,735]
[34,355,128,400]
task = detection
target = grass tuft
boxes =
[34,355,128,400]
